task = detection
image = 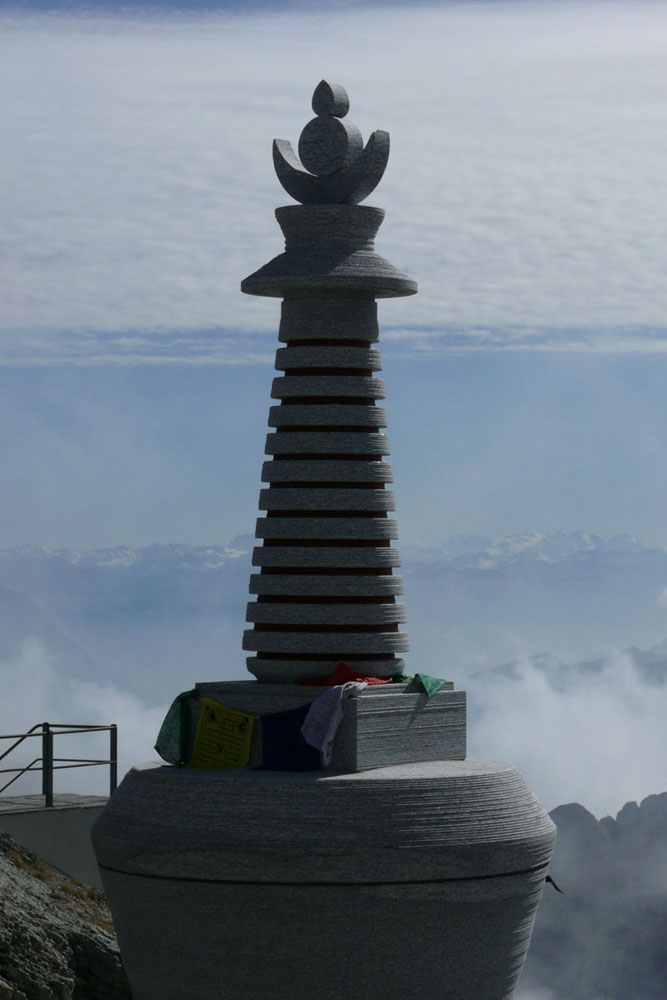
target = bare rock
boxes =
[0,833,131,1000]
[521,791,667,999]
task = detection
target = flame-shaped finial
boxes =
[273,81,390,205]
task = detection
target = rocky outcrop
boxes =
[520,791,667,999]
[0,832,131,1000]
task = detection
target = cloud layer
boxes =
[468,651,667,816]
[3,1,667,362]
[3,633,664,817]
[0,638,165,796]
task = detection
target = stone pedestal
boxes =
[93,760,554,1000]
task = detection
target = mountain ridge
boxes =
[0,537,254,574]
[522,791,667,999]
[0,584,98,677]
[472,641,667,688]
[2,529,667,696]
[0,530,651,572]
[405,528,648,569]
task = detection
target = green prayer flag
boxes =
[154,689,198,765]
[413,673,448,697]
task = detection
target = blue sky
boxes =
[2,0,667,549]
[3,352,667,549]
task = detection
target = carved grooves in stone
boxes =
[244,298,408,682]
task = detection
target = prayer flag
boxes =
[256,702,321,771]
[189,696,255,769]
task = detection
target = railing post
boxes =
[41,722,48,797]
[109,724,118,797]
[42,723,53,807]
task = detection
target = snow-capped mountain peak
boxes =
[423,529,650,569]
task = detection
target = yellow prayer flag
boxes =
[188,696,255,769]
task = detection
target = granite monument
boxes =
[92,81,555,1000]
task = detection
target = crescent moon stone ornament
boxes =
[273,80,390,204]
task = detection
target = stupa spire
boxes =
[93,82,556,1000]
[242,81,415,683]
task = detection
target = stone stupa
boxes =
[92,80,556,1000]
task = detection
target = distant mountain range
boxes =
[0,537,252,573]
[1,528,646,574]
[0,585,97,677]
[405,528,645,568]
[0,538,253,698]
[2,530,667,696]
[400,530,667,675]
[474,640,667,689]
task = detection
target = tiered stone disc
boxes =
[242,206,416,682]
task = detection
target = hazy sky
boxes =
[2,0,667,548]
[4,353,667,549]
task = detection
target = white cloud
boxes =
[515,991,558,1000]
[1,632,664,818]
[467,651,667,817]
[2,1,667,362]
[0,638,166,796]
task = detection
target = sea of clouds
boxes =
[2,0,667,362]
[516,991,557,1000]
[467,650,667,817]
[0,638,167,800]
[2,633,665,819]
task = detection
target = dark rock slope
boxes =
[0,832,130,1000]
[521,791,667,999]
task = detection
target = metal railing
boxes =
[0,723,117,807]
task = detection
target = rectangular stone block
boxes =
[192,680,466,772]
[332,686,466,771]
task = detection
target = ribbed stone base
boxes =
[101,869,546,1000]
[92,760,555,1000]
